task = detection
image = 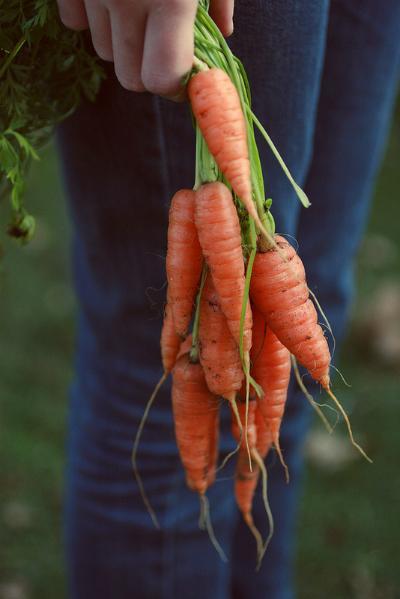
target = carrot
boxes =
[232,397,273,563]
[206,398,220,487]
[166,189,203,338]
[160,300,181,374]
[250,235,330,387]
[250,235,371,462]
[172,353,226,560]
[251,306,291,480]
[172,353,219,496]
[195,181,252,354]
[199,274,243,399]
[188,67,265,232]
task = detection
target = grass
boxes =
[0,110,399,598]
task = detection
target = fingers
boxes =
[85,0,113,62]
[110,3,146,92]
[58,0,201,98]
[209,0,235,37]
[57,0,88,31]
[142,1,197,98]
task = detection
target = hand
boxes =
[57,0,235,99]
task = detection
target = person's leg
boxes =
[58,72,236,599]
[298,0,400,345]
[229,2,331,597]
[58,1,335,596]
[232,1,400,598]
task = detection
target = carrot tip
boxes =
[251,449,274,568]
[243,512,263,566]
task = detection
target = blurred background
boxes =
[0,103,398,599]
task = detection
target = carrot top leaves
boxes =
[0,0,104,243]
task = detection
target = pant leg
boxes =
[298,0,400,346]
[58,71,237,599]
[229,2,331,597]
[231,1,400,598]
[58,2,333,596]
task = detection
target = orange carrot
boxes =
[198,274,244,399]
[176,337,220,487]
[251,306,291,478]
[160,301,181,373]
[206,399,220,487]
[188,68,263,230]
[250,235,371,462]
[232,398,273,561]
[232,399,259,530]
[172,354,219,496]
[250,235,330,387]
[166,189,203,338]
[195,181,252,354]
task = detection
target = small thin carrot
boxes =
[251,307,291,481]
[166,189,203,338]
[232,398,262,555]
[232,397,273,564]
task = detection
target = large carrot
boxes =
[188,67,265,232]
[250,235,330,387]
[172,353,226,560]
[172,354,219,496]
[250,235,371,462]
[166,189,203,338]
[195,181,252,354]
[251,306,291,480]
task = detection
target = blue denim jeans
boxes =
[57,1,400,597]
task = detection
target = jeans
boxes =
[57,1,400,597]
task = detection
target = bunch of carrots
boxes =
[132,1,371,566]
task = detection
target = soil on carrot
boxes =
[0,106,399,598]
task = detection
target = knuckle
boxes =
[92,43,113,63]
[60,15,87,31]
[117,73,145,93]
[142,72,174,96]
[57,0,87,30]
[97,50,114,63]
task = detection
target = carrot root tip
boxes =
[252,449,274,568]
[131,371,168,529]
[243,512,263,566]
[199,495,228,563]
[325,386,373,464]
[274,438,290,484]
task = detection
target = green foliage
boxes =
[0,0,104,242]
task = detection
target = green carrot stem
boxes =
[0,35,27,79]
[190,265,208,363]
